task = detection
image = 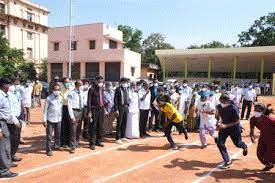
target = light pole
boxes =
[68,0,74,79]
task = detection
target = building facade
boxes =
[0,0,48,67]
[48,23,141,82]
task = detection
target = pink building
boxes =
[48,23,141,82]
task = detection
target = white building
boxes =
[0,0,49,68]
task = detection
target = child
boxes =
[157,96,188,150]
[197,95,217,149]
[43,84,63,156]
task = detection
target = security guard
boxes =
[0,78,18,178]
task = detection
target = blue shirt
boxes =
[217,104,239,124]
[0,90,19,125]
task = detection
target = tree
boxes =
[142,33,174,65]
[118,25,143,53]
[238,12,275,46]
[0,33,37,80]
[39,58,48,81]
[187,41,230,49]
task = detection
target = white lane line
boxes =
[95,140,201,183]
[192,142,253,183]
[13,139,154,178]
[207,146,258,159]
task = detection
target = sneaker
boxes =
[55,146,64,151]
[220,161,233,169]
[171,145,179,150]
[116,140,123,145]
[69,149,75,154]
[47,151,53,156]
[90,145,96,150]
[243,148,248,156]
[0,171,18,178]
[96,143,104,147]
[184,133,188,140]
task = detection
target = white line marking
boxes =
[192,142,253,183]
[95,141,201,183]
[207,146,258,159]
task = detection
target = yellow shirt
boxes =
[159,102,183,123]
[61,88,70,106]
[33,83,43,96]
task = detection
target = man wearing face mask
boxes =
[32,79,43,108]
[23,80,33,124]
[87,76,106,150]
[67,80,85,153]
[43,84,63,156]
[103,82,115,136]
[81,80,90,140]
[114,78,130,144]
[149,79,160,131]
[241,84,256,120]
[216,94,248,169]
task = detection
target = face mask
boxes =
[153,83,158,87]
[183,83,188,87]
[53,91,60,96]
[65,83,71,89]
[193,92,198,96]
[107,86,113,91]
[221,103,229,108]
[15,85,20,90]
[79,86,84,91]
[254,112,262,118]
[200,101,206,105]
[98,83,104,88]
[83,85,89,90]
[122,83,128,88]
[25,83,30,87]
[215,90,219,93]
[249,86,253,90]
[179,90,183,94]
[202,88,207,91]
[36,80,39,83]
[171,89,176,93]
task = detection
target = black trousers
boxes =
[82,106,89,139]
[164,121,187,146]
[139,109,149,137]
[61,106,70,146]
[7,124,21,158]
[217,125,247,163]
[116,106,129,140]
[149,107,160,130]
[89,107,104,145]
[241,99,253,119]
[46,122,61,152]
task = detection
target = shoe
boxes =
[121,138,129,142]
[19,140,25,145]
[171,145,179,150]
[96,143,104,147]
[69,149,75,154]
[90,145,96,150]
[55,146,64,151]
[116,140,123,145]
[10,163,18,167]
[243,148,248,156]
[145,133,151,137]
[47,151,53,156]
[201,145,208,149]
[0,171,18,178]
[220,161,233,169]
[12,156,22,162]
[184,133,188,140]
[262,164,274,171]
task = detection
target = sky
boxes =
[31,0,275,48]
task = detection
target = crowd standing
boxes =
[0,76,274,178]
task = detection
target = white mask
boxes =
[202,88,207,91]
[221,103,229,108]
[79,86,84,91]
[200,101,207,105]
[171,89,176,93]
[183,83,188,87]
[122,83,128,88]
[254,112,262,118]
[98,83,104,88]
[215,90,219,93]
[83,84,89,90]
[53,91,60,96]
[153,83,158,87]
[179,90,183,94]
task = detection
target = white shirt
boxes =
[197,101,217,128]
[0,90,19,125]
[182,86,192,100]
[138,88,151,110]
[67,89,85,119]
[242,88,256,101]
[24,85,33,108]
[44,94,63,123]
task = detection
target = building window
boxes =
[27,32,33,40]
[0,3,5,14]
[54,42,59,51]
[89,40,96,50]
[71,41,77,50]
[27,12,34,22]
[28,24,33,29]
[109,40,117,49]
[26,48,33,59]
[0,24,5,35]
[131,67,135,77]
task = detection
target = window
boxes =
[27,12,34,22]
[27,32,33,40]
[0,24,5,35]
[26,48,33,59]
[54,42,59,51]
[0,3,5,13]
[109,40,117,49]
[28,24,33,29]
[71,41,77,50]
[131,67,135,77]
[89,40,96,50]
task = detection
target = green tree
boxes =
[238,12,275,46]
[142,33,174,65]
[39,58,48,81]
[118,25,143,53]
[188,41,230,49]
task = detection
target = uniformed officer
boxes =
[0,78,18,178]
[67,80,84,154]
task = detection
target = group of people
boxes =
[0,76,274,178]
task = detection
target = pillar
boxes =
[208,57,212,81]
[184,58,188,79]
[99,62,105,79]
[232,56,238,84]
[80,62,86,79]
[47,63,51,83]
[162,58,166,82]
[260,56,265,83]
[63,62,68,78]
